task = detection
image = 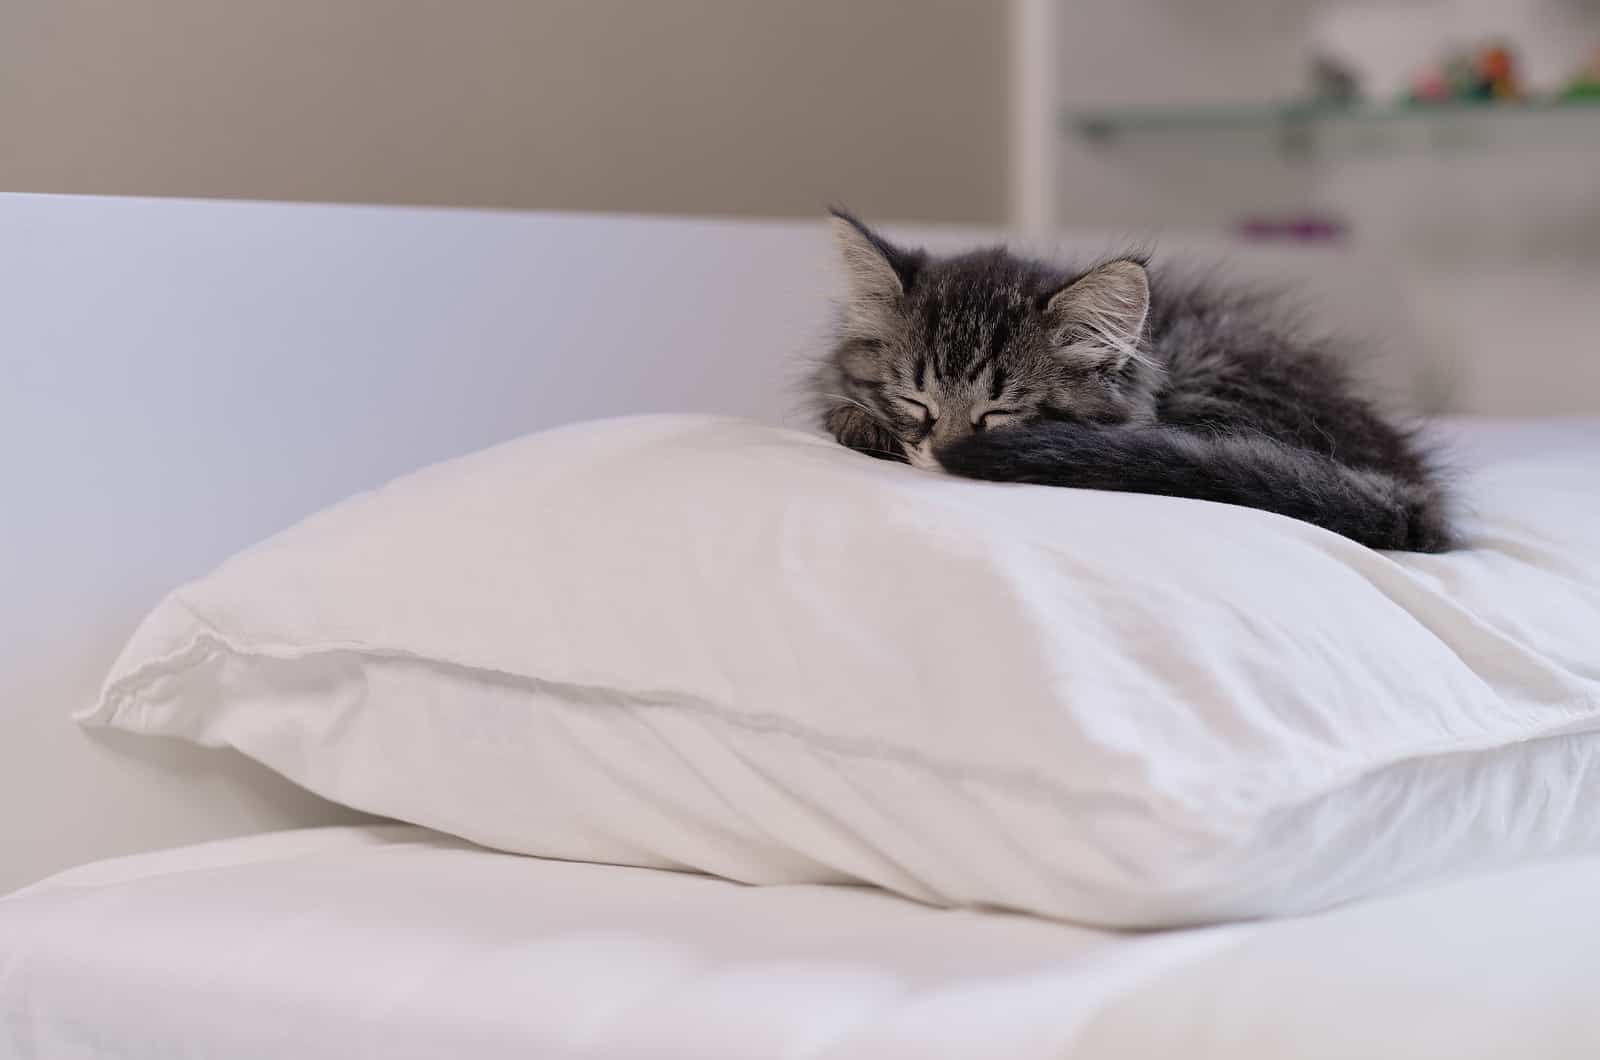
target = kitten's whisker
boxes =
[821,393,880,418]
[853,445,911,460]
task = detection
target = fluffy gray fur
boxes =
[812,209,1454,552]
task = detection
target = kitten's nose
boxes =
[929,416,968,451]
[917,418,968,471]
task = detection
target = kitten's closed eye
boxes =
[897,396,935,425]
[976,410,1021,431]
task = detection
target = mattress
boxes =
[4,825,1599,1059]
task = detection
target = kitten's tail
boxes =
[937,424,1454,552]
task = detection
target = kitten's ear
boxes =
[829,208,919,306]
[1044,259,1150,366]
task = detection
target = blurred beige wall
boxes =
[0,1,1007,223]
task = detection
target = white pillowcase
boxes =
[85,415,1600,927]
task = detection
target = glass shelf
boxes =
[1068,98,1600,157]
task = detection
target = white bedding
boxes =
[81,413,1600,928]
[4,825,1600,1059]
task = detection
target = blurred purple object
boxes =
[1234,214,1349,243]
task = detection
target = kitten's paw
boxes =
[825,405,907,463]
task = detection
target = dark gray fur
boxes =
[813,210,1454,552]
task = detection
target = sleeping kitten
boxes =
[813,210,1454,552]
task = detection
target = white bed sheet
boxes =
[0,825,1237,1059]
[4,825,1600,1059]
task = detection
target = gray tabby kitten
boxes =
[814,210,1454,552]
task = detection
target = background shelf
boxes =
[1069,98,1600,158]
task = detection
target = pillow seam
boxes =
[86,604,1600,832]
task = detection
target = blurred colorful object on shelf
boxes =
[1408,42,1523,104]
[1410,67,1452,103]
[1565,47,1600,101]
[1477,44,1521,101]
[1309,53,1363,105]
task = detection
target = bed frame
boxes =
[0,193,1430,891]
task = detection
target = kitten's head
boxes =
[818,209,1160,467]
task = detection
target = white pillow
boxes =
[85,415,1600,927]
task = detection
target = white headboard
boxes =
[0,193,1432,891]
[1,194,865,891]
